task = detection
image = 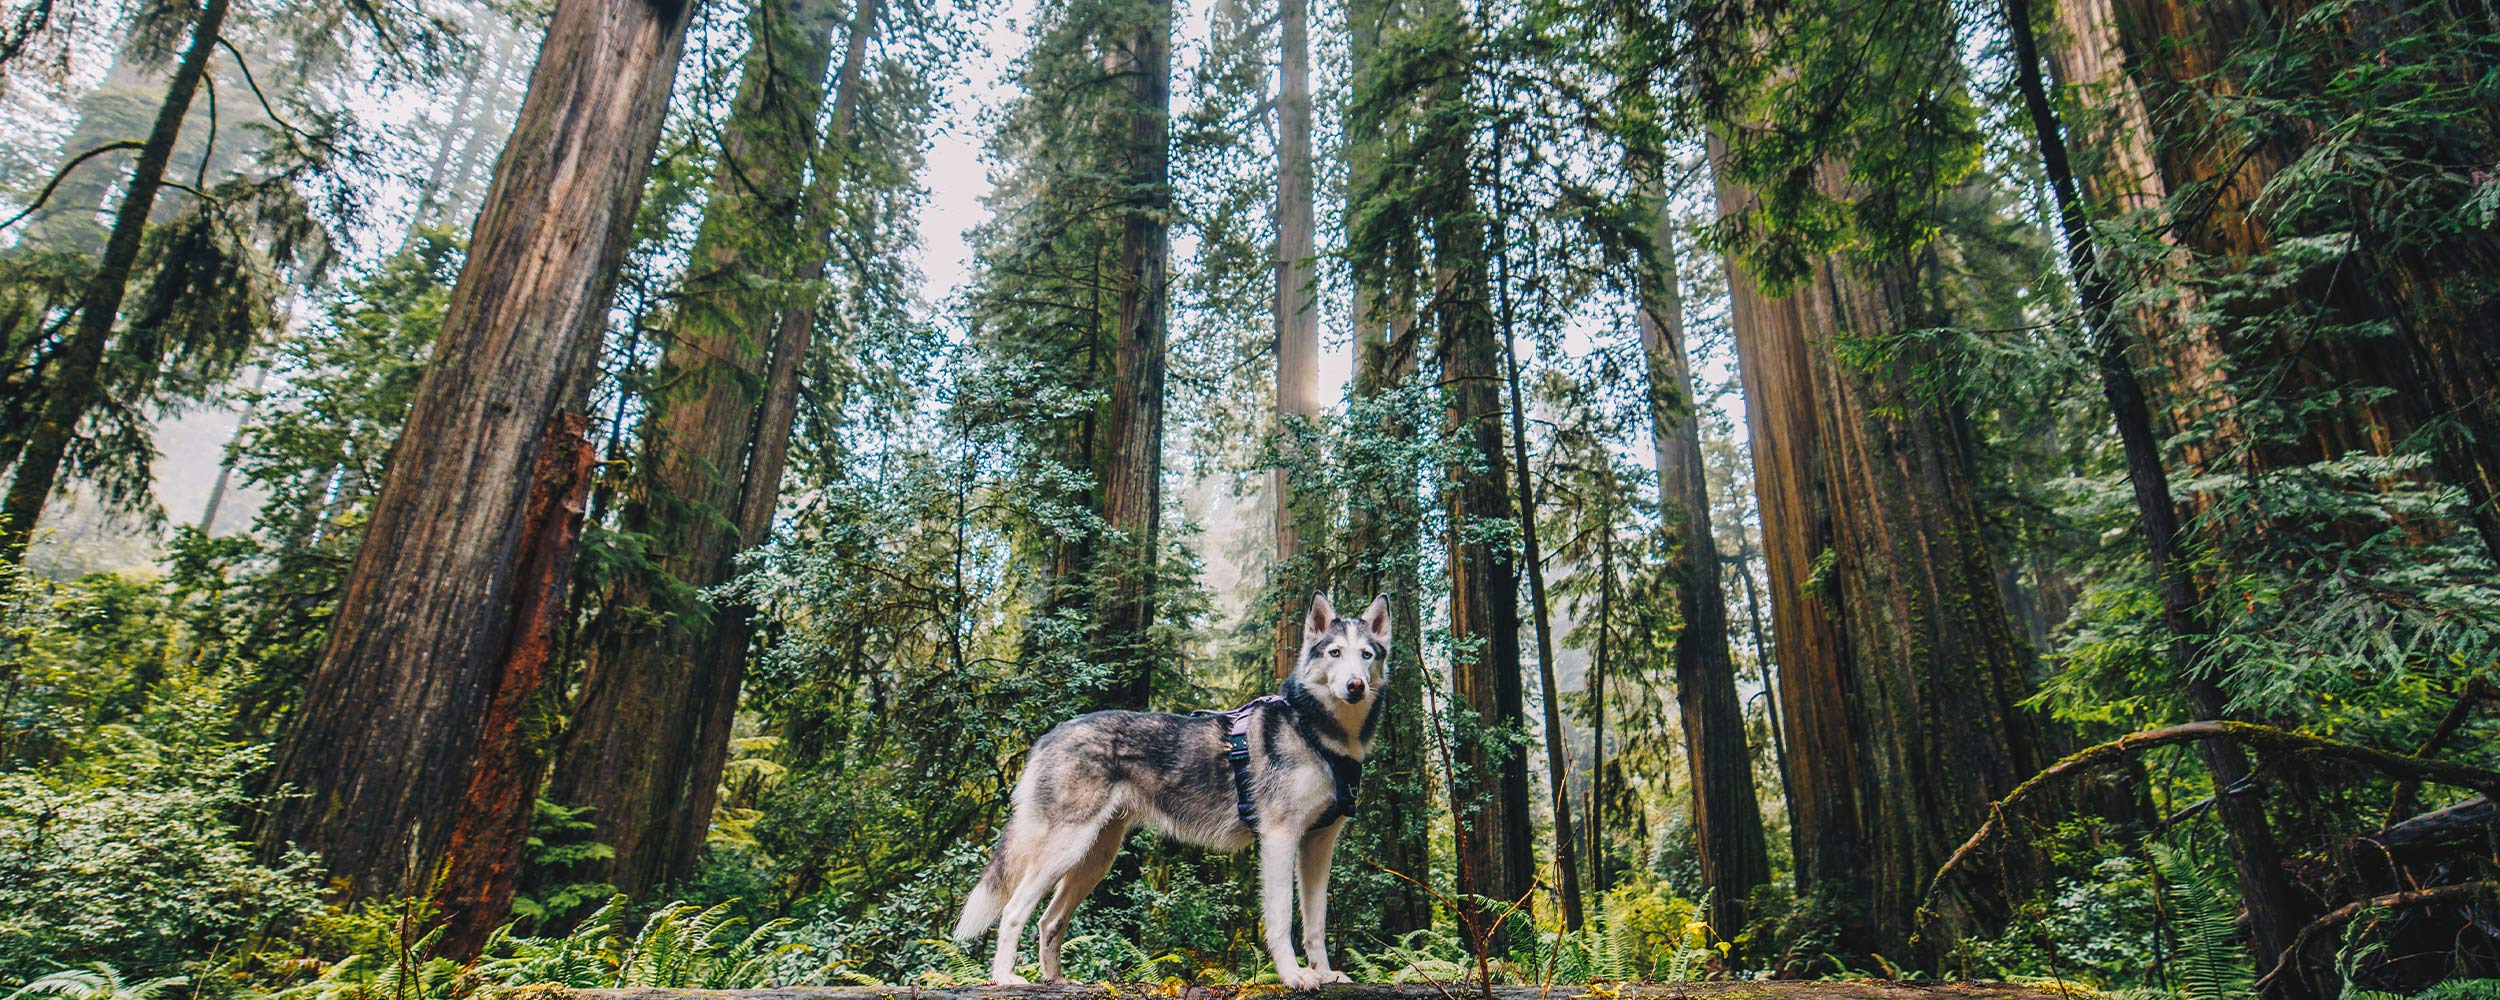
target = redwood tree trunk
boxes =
[1340,0,1430,934]
[0,0,229,565]
[1414,0,1531,945]
[1637,185,1770,943]
[2006,0,2313,986]
[1088,0,1173,710]
[550,0,850,897]
[1268,0,1319,681]
[1715,151,2043,965]
[259,0,699,897]
[436,413,597,957]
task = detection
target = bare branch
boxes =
[0,139,146,232]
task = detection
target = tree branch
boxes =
[0,140,147,232]
[2253,882,2500,993]
[1918,721,2500,924]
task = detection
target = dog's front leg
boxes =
[1262,828,1330,989]
[1297,821,1351,982]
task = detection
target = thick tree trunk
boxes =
[1339,0,1430,935]
[1441,203,1534,946]
[2089,0,2497,556]
[1637,187,1770,942]
[435,413,596,958]
[1409,0,1531,947]
[2004,0,2313,987]
[0,0,229,565]
[257,0,698,897]
[1088,0,1172,710]
[1715,150,2043,966]
[550,0,848,898]
[1268,0,1319,682]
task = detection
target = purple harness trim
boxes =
[1194,695,1284,830]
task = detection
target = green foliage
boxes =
[2150,843,2253,1000]
[5,966,187,1000]
[507,800,617,932]
[0,668,323,981]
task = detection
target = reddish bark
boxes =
[1716,150,2043,964]
[549,0,856,897]
[1088,0,1173,709]
[1637,183,1770,942]
[258,0,697,897]
[437,413,596,958]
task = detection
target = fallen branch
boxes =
[2361,796,2494,854]
[1917,721,2500,924]
[2386,676,2491,826]
[2252,882,2500,993]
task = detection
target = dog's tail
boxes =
[951,831,1015,941]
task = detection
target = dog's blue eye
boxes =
[1362,651,1372,659]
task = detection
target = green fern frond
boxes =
[2149,843,2255,1000]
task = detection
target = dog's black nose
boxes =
[1344,679,1366,702]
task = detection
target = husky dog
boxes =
[951,594,1391,987]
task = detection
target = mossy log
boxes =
[549,981,2090,1000]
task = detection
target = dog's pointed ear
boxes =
[1360,594,1391,645]
[1305,593,1337,639]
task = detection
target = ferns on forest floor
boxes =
[2146,843,2254,1000]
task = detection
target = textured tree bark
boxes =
[435,413,596,958]
[0,0,229,565]
[256,0,698,897]
[2037,0,2243,494]
[1087,0,1173,710]
[1440,211,1534,948]
[1404,0,1531,946]
[681,0,884,891]
[1268,0,1319,682]
[1636,183,1770,942]
[2002,2,2313,985]
[2089,0,2495,554]
[550,0,849,898]
[1715,149,2043,965]
[1339,0,1430,934]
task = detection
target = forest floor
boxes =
[551,982,2091,1000]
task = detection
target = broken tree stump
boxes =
[555,982,2089,1000]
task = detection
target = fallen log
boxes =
[1916,721,2500,929]
[543,982,2091,1000]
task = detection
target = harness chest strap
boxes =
[1201,695,1360,834]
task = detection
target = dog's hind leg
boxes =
[989,818,1103,985]
[1035,820,1127,983]
[1297,821,1351,981]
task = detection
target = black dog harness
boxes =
[1197,694,1361,834]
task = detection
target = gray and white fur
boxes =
[950,594,1392,987]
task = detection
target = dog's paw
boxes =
[990,973,1032,986]
[1279,967,1348,990]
